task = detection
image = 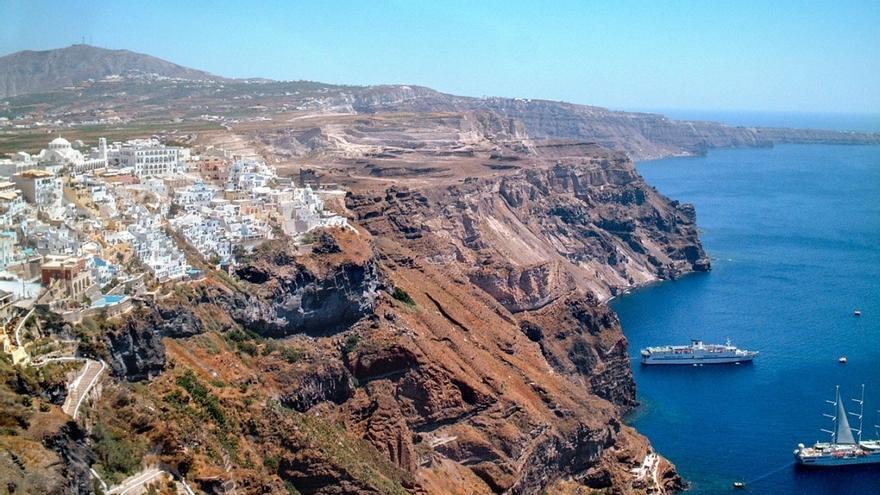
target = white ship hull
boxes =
[795,452,880,466]
[794,386,880,469]
[641,353,757,365]
[640,340,758,365]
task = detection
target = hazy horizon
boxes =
[1,0,879,115]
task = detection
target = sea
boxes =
[612,138,880,494]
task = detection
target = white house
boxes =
[175,181,217,209]
[128,215,187,281]
[112,139,181,178]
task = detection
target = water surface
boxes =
[613,144,880,494]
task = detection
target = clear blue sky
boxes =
[1,0,878,114]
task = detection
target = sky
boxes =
[1,0,878,114]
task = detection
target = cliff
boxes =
[345,88,880,160]
[1,42,871,495]
[2,46,877,161]
[32,143,696,494]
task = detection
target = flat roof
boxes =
[16,169,54,178]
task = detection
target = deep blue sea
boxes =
[613,144,880,494]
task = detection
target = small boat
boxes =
[839,356,848,363]
[853,309,862,317]
[733,481,745,489]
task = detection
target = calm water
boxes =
[613,144,880,494]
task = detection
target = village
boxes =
[0,134,349,365]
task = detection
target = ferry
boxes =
[794,385,880,467]
[639,339,758,365]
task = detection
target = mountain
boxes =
[3,45,877,161]
[0,44,223,97]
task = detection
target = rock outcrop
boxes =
[43,422,96,495]
[103,304,204,381]
[222,236,381,338]
[30,138,701,495]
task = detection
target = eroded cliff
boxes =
[5,139,704,494]
[62,145,696,494]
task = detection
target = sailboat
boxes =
[794,385,880,466]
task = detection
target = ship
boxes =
[639,339,758,365]
[794,385,880,467]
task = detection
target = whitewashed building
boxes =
[128,215,188,282]
[175,181,217,209]
[278,186,349,236]
[112,139,181,178]
[12,169,62,207]
[226,160,276,192]
[0,189,26,227]
[34,137,107,174]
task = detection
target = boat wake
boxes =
[743,461,796,486]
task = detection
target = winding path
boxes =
[106,466,166,495]
[104,465,197,495]
[60,358,106,420]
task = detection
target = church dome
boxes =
[49,137,71,149]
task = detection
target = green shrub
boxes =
[91,422,145,481]
[237,340,258,356]
[281,346,304,364]
[391,287,415,306]
[264,455,280,471]
[176,370,227,428]
[342,334,360,358]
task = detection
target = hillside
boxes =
[4,43,876,494]
[2,45,878,161]
[0,44,223,97]
[0,141,700,494]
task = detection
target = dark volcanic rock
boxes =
[43,422,96,495]
[104,305,204,381]
[280,361,355,412]
[105,315,166,381]
[229,236,381,338]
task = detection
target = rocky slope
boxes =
[3,46,878,161]
[8,43,851,495]
[24,141,699,494]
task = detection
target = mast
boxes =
[850,384,865,443]
[822,385,857,445]
[822,386,839,442]
[875,408,879,439]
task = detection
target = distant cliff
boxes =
[347,86,880,160]
[2,45,878,160]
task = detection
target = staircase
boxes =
[61,359,106,419]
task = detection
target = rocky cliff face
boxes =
[46,424,95,494]
[333,146,702,493]
[348,144,708,302]
[103,304,204,381]
[340,87,880,160]
[72,146,695,493]
[223,236,381,338]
